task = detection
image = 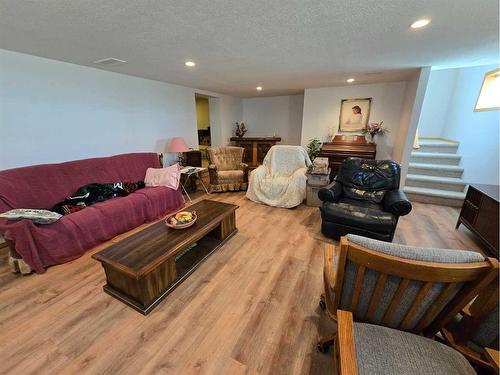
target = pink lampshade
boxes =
[168,137,189,152]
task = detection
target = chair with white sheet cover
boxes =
[246,145,312,208]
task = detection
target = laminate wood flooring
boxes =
[0,192,484,374]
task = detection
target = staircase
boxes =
[404,139,466,207]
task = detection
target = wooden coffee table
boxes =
[92,199,238,315]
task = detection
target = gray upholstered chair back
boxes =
[336,235,491,335]
[470,303,499,349]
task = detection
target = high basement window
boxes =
[475,68,500,111]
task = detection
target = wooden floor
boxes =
[0,192,485,375]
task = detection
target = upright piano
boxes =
[319,135,376,180]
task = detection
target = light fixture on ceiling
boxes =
[410,19,430,29]
[93,57,127,66]
[185,61,196,67]
[256,86,263,91]
[347,78,355,83]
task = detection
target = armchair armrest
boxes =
[336,310,359,375]
[318,180,343,202]
[240,162,249,182]
[208,164,218,185]
[484,347,499,372]
[382,190,412,216]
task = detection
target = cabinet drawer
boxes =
[466,187,483,207]
[461,200,478,225]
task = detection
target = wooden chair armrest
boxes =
[484,348,500,372]
[324,243,337,290]
[336,310,359,375]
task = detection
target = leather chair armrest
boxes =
[383,190,412,216]
[318,180,343,202]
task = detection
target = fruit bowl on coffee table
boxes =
[165,211,197,229]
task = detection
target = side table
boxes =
[306,169,330,207]
[180,166,209,202]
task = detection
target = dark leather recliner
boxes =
[318,158,412,242]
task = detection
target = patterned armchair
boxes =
[207,147,248,193]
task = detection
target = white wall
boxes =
[392,68,431,184]
[442,65,499,185]
[240,95,304,145]
[417,65,499,185]
[0,49,242,169]
[301,82,407,160]
[417,69,457,137]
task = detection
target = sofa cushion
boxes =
[217,170,244,184]
[322,199,396,233]
[347,234,485,263]
[354,322,476,375]
[145,164,181,190]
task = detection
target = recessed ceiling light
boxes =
[410,19,430,29]
[347,78,355,83]
[185,61,196,67]
[256,86,263,91]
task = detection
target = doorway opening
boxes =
[195,94,211,163]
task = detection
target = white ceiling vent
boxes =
[93,57,127,66]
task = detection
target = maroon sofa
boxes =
[0,153,184,274]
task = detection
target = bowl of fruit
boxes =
[165,210,197,229]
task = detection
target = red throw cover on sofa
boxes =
[0,153,184,273]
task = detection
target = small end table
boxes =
[180,166,209,202]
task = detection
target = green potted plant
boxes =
[307,138,322,161]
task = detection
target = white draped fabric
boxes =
[246,145,312,208]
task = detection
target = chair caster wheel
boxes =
[319,300,326,310]
[317,342,330,353]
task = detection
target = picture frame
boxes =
[338,98,372,132]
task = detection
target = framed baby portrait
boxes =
[338,98,372,132]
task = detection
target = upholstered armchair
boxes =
[335,310,479,375]
[207,146,248,193]
[246,145,312,208]
[318,158,412,242]
[318,234,498,355]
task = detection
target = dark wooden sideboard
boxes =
[456,184,499,258]
[319,135,376,180]
[230,136,281,167]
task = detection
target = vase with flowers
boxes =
[362,121,389,144]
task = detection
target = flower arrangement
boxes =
[362,121,389,143]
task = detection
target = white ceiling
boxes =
[0,0,498,97]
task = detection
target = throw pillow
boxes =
[0,209,62,224]
[145,164,181,190]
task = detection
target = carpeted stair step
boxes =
[410,152,461,165]
[405,174,466,192]
[403,186,466,207]
[414,139,459,154]
[408,163,464,178]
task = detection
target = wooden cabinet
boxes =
[457,184,499,257]
[318,135,376,180]
[230,137,281,167]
